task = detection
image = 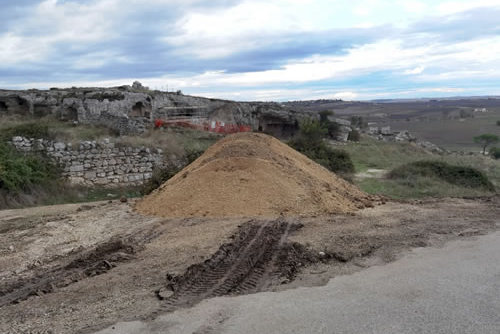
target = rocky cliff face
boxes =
[0,84,305,137]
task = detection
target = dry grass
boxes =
[116,127,220,158]
[342,136,499,198]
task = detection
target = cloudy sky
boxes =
[1,0,500,101]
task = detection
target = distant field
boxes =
[386,110,500,152]
[287,97,500,152]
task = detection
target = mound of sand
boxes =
[136,132,373,218]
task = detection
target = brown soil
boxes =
[136,132,374,218]
[155,218,309,313]
[0,196,498,333]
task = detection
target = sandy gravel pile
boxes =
[136,132,373,218]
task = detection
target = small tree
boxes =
[296,118,327,148]
[318,110,333,123]
[473,134,499,154]
[317,110,342,139]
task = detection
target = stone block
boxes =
[69,165,84,172]
[95,178,109,185]
[54,142,66,151]
[68,176,85,185]
[85,171,97,179]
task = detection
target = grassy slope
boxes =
[342,136,499,199]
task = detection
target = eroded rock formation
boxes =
[0,84,304,137]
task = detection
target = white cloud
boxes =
[1,0,500,101]
[404,66,425,75]
[6,32,499,100]
[0,0,121,65]
[0,33,50,64]
[333,91,358,100]
[165,0,316,58]
[401,0,429,13]
[196,39,434,85]
[436,0,500,15]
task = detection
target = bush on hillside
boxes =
[325,121,341,139]
[317,110,343,140]
[348,129,360,142]
[490,147,500,159]
[289,118,354,175]
[388,160,494,190]
[295,118,327,147]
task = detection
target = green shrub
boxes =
[0,142,59,191]
[292,142,354,174]
[348,130,360,142]
[318,110,333,123]
[325,121,341,139]
[289,118,354,175]
[296,118,327,147]
[490,147,500,159]
[388,160,494,190]
[473,133,499,154]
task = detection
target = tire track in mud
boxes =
[156,218,305,313]
[0,225,164,307]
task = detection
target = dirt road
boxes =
[1,196,499,333]
[96,230,500,334]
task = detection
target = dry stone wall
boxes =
[10,137,165,187]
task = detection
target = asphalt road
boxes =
[97,231,500,334]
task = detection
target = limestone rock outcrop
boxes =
[0,84,306,137]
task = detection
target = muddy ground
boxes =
[0,196,499,334]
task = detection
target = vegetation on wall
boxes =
[0,121,67,208]
[0,142,59,192]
